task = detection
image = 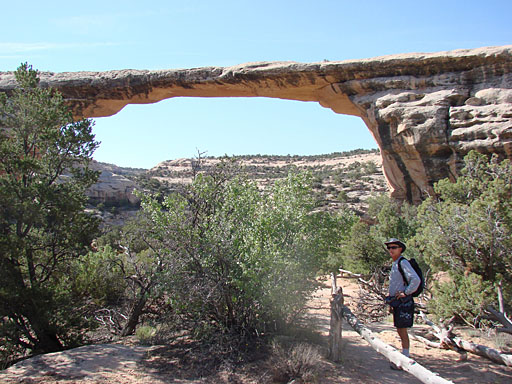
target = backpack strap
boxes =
[397,257,409,285]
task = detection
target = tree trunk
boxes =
[120,295,147,337]
[27,312,64,353]
[497,281,505,313]
[338,268,363,278]
[33,330,64,354]
[487,306,512,334]
[23,296,64,353]
[451,336,512,367]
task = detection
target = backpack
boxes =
[398,257,424,297]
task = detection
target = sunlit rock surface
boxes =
[1,45,511,202]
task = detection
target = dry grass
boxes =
[268,340,322,383]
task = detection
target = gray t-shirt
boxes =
[389,256,421,296]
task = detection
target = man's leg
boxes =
[396,327,410,357]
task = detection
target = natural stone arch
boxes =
[1,45,512,203]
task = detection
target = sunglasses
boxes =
[386,245,401,250]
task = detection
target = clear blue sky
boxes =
[2,1,511,168]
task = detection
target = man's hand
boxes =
[396,291,406,298]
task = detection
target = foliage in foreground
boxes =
[128,162,345,341]
[0,64,100,355]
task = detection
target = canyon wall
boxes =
[1,45,511,202]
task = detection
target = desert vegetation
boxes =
[0,64,101,359]
[2,64,512,381]
[138,148,386,216]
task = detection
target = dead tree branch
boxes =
[410,333,443,349]
[348,271,387,300]
[487,306,512,334]
[420,312,512,367]
[93,309,127,334]
[339,268,363,278]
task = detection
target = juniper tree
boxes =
[0,64,100,354]
[415,151,512,324]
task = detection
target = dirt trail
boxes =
[306,276,423,383]
[1,276,511,383]
[307,275,512,383]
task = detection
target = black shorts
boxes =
[392,297,414,328]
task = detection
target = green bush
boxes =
[414,151,512,321]
[134,164,346,341]
[337,221,386,274]
[72,245,127,306]
[428,273,494,327]
[331,194,419,275]
[363,160,378,174]
[337,190,348,202]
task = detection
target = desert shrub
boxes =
[135,175,172,198]
[136,325,157,345]
[72,245,127,306]
[74,216,177,337]
[269,340,321,383]
[129,163,345,342]
[346,169,362,180]
[337,221,386,274]
[363,160,378,174]
[414,151,512,322]
[333,194,419,275]
[337,190,348,202]
[326,185,336,193]
[368,194,418,242]
[428,273,495,327]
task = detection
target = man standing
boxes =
[385,238,420,370]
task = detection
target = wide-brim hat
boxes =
[384,238,406,251]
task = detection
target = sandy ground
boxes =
[1,276,511,383]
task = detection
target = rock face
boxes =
[87,161,145,206]
[1,45,511,203]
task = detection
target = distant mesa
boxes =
[1,45,512,203]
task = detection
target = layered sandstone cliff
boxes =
[86,162,144,206]
[1,45,511,202]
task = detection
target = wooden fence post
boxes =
[329,272,344,362]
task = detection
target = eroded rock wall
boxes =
[1,45,511,203]
[339,67,512,201]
